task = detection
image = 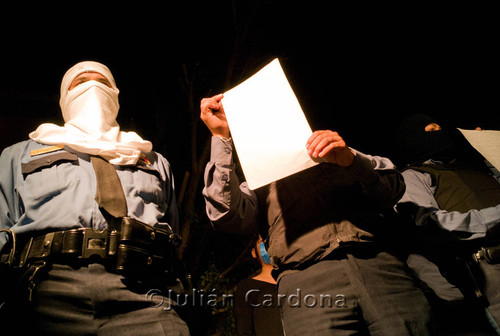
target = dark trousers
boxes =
[480,260,500,334]
[6,263,190,336]
[278,250,437,336]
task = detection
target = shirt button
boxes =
[221,173,229,182]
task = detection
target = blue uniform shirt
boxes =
[0,140,179,249]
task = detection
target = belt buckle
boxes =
[81,229,108,260]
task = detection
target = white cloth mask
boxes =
[62,80,120,140]
[29,61,152,165]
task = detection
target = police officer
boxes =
[0,61,190,335]
[394,114,500,335]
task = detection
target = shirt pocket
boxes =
[22,152,80,201]
[129,166,165,205]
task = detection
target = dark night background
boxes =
[1,2,498,334]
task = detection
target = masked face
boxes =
[30,61,152,165]
[394,114,456,166]
[61,79,120,140]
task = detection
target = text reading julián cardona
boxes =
[146,288,348,311]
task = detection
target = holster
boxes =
[116,217,182,277]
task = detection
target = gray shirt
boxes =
[203,136,405,276]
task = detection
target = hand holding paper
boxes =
[200,93,230,138]
[306,130,354,167]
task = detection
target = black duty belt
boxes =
[0,217,182,276]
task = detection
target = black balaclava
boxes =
[394,114,456,166]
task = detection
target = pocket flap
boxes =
[22,152,78,175]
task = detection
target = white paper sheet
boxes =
[222,58,318,190]
[458,128,500,171]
